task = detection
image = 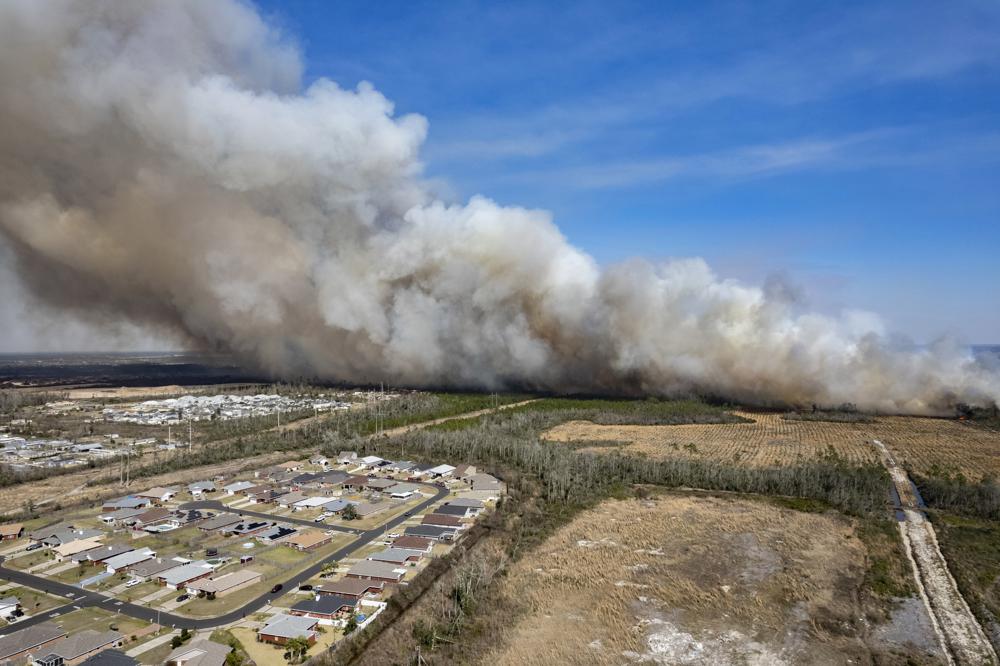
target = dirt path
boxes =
[874,439,998,665]
[375,398,539,437]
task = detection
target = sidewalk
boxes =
[138,587,173,604]
[125,630,178,658]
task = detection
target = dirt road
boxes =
[874,439,998,665]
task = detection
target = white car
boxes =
[125,579,142,588]
[387,533,401,539]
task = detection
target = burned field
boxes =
[481,493,942,665]
[543,411,1000,480]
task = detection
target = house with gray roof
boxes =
[40,629,123,665]
[368,547,423,564]
[103,547,155,573]
[0,621,67,663]
[197,513,241,532]
[128,557,182,580]
[73,543,135,565]
[187,481,216,497]
[345,559,407,583]
[404,525,457,541]
[164,638,231,666]
[259,614,319,646]
[159,561,214,589]
[78,649,138,666]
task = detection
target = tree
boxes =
[342,504,358,521]
[343,614,358,635]
[283,636,310,663]
[225,650,244,666]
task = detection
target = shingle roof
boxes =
[317,578,384,597]
[48,629,122,660]
[291,594,357,616]
[78,649,139,666]
[0,621,66,660]
[260,614,318,640]
[164,638,231,666]
[346,560,405,580]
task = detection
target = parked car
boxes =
[176,594,189,602]
[387,533,401,539]
[125,579,142,588]
[314,514,328,522]
[271,584,283,594]
[25,543,42,552]
[299,584,313,592]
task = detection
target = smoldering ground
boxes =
[0,0,997,414]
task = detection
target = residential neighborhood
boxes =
[0,448,503,664]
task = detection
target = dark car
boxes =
[25,543,42,552]
[271,584,283,594]
[298,584,313,592]
[176,594,189,602]
[404,511,412,517]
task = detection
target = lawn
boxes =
[51,606,150,635]
[6,585,69,614]
[6,548,56,570]
[179,581,272,617]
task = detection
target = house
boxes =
[78,649,139,666]
[435,504,480,518]
[223,520,274,537]
[0,596,19,619]
[128,558,183,581]
[238,484,271,498]
[365,478,396,491]
[342,475,370,491]
[310,455,329,468]
[187,481,216,497]
[101,496,151,512]
[258,614,318,646]
[454,464,477,478]
[391,535,434,553]
[174,509,207,525]
[99,507,146,526]
[0,522,23,540]
[283,529,332,551]
[276,491,308,507]
[53,537,105,561]
[104,548,155,574]
[313,471,349,487]
[222,481,255,495]
[73,544,135,565]
[34,527,103,547]
[321,499,351,514]
[186,569,261,597]
[164,638,231,666]
[426,464,456,478]
[128,507,177,529]
[0,622,67,664]
[404,525,457,541]
[135,486,177,503]
[468,473,503,492]
[158,561,214,589]
[446,498,485,509]
[388,461,416,473]
[422,513,463,528]
[246,488,281,504]
[289,595,357,623]
[336,451,357,465]
[346,560,406,583]
[368,548,423,564]
[358,455,383,468]
[255,525,296,543]
[293,496,335,511]
[197,513,241,532]
[38,629,123,666]
[387,482,421,496]
[316,577,385,600]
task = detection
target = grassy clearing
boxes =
[932,512,1000,634]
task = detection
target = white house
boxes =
[426,464,456,478]
[223,481,256,495]
[359,455,383,467]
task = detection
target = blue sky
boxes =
[256,0,1000,343]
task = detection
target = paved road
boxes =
[181,500,363,534]
[0,482,448,634]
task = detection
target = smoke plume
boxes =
[0,0,996,414]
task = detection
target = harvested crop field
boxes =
[543,411,1000,479]
[482,494,941,665]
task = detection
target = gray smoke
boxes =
[0,0,996,414]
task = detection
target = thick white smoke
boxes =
[0,0,996,414]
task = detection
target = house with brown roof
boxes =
[342,474,369,491]
[282,529,332,551]
[316,577,385,600]
[422,513,463,528]
[186,569,262,597]
[345,560,406,584]
[391,535,434,553]
[0,522,23,540]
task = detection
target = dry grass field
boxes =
[480,494,940,665]
[543,411,1000,479]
